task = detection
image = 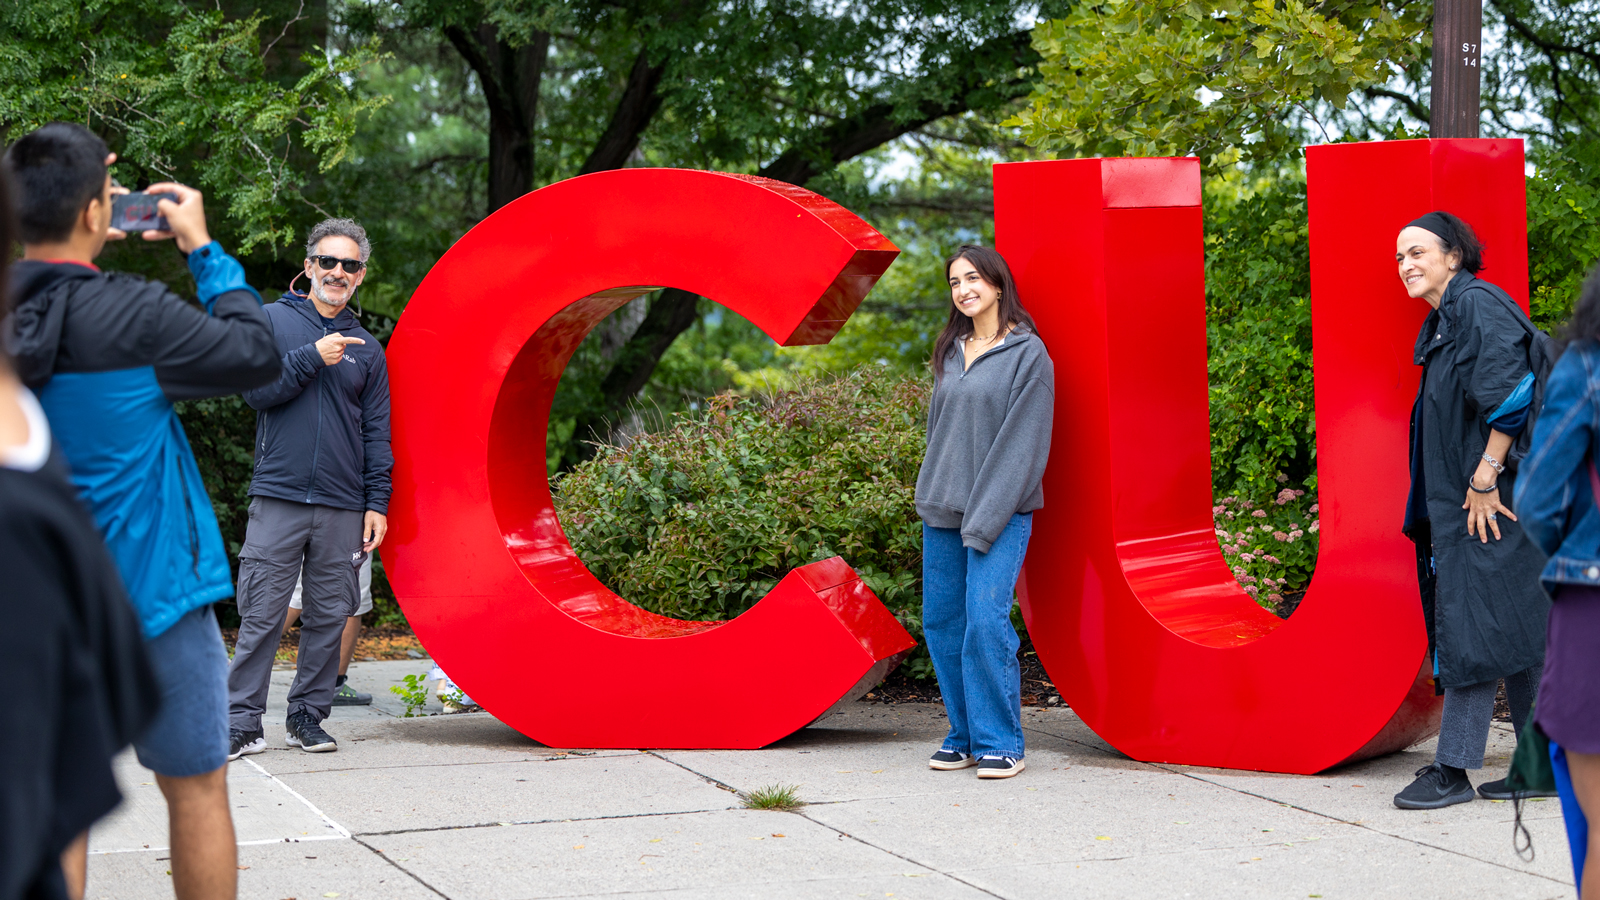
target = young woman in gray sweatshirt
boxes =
[914,245,1055,779]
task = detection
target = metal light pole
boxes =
[1430,0,1483,137]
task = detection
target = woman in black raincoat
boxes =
[1394,211,1554,811]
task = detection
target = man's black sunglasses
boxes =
[311,255,366,273]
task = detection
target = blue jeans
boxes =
[922,513,1032,759]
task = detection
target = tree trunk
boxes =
[446,24,550,212]
[574,28,1040,455]
[580,49,670,175]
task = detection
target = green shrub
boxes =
[553,369,930,655]
[1203,176,1316,504]
[1527,142,1600,332]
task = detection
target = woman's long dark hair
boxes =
[930,245,1038,381]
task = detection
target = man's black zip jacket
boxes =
[245,293,392,515]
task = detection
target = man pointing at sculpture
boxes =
[227,217,392,760]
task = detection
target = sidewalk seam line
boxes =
[646,751,1009,899]
[644,750,745,795]
[240,756,353,838]
[1158,766,1574,887]
[794,809,1010,899]
[253,751,640,776]
[349,835,455,899]
[87,834,352,856]
[353,806,742,838]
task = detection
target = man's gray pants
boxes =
[228,496,365,732]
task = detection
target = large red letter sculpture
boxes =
[996,139,1529,773]
[384,169,914,749]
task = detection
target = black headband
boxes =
[1405,211,1455,246]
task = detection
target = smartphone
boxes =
[110,191,178,233]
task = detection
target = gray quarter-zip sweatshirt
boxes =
[914,329,1055,552]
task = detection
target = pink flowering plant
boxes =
[1212,475,1319,612]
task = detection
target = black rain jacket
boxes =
[1406,273,1552,690]
[243,293,392,514]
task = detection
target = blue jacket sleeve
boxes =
[359,351,394,514]
[187,241,262,311]
[1516,348,1595,556]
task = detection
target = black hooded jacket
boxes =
[6,252,281,636]
[1406,272,1552,689]
[243,293,392,514]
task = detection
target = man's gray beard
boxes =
[311,277,349,311]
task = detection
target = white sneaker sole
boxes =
[285,732,337,753]
[976,759,1025,779]
[929,756,978,770]
[228,737,266,761]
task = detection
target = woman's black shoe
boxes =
[1476,776,1559,801]
[1394,762,1475,809]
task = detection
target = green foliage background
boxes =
[8,0,1600,646]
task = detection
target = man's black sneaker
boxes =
[976,756,1025,779]
[228,728,265,761]
[1477,776,1559,801]
[929,750,977,770]
[331,681,373,706]
[1394,763,1474,809]
[285,710,337,753]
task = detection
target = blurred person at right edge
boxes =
[1393,211,1554,811]
[4,122,280,900]
[1513,266,1600,899]
[0,159,159,898]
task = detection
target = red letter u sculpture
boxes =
[996,139,1530,773]
[384,170,914,749]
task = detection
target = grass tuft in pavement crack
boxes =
[744,784,804,811]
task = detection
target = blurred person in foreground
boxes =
[1514,266,1600,899]
[5,122,280,899]
[0,161,159,900]
[1393,211,1554,810]
[225,218,391,760]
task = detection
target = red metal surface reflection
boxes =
[384,169,913,749]
[997,140,1528,773]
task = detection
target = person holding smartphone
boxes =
[5,121,280,900]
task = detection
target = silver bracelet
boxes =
[1481,453,1505,474]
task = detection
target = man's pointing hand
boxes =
[315,333,364,366]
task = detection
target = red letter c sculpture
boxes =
[384,170,914,749]
[997,140,1529,773]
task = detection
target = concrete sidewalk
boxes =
[88,659,1577,899]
